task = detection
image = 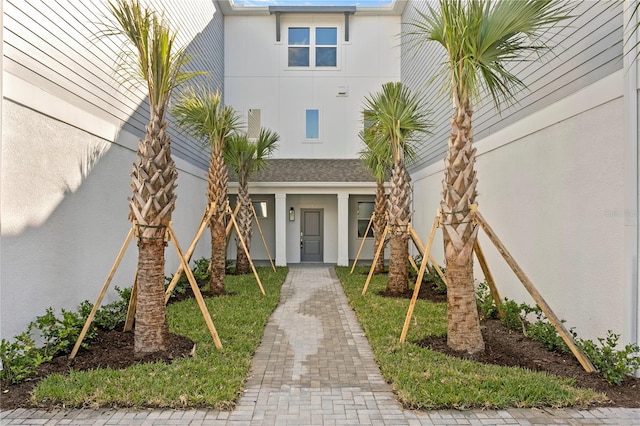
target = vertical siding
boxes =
[3,0,225,170]
[401,0,623,172]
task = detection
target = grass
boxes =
[335,266,607,410]
[32,267,288,409]
[31,265,607,411]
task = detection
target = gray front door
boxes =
[301,209,323,262]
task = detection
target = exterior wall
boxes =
[227,194,277,263]
[401,0,623,172]
[224,12,401,159]
[2,0,223,170]
[1,98,210,340]
[411,72,626,343]
[1,0,223,340]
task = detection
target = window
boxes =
[306,109,319,139]
[357,202,374,238]
[252,201,268,218]
[315,28,337,67]
[288,27,309,66]
[288,27,337,68]
[247,109,261,139]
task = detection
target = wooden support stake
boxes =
[427,255,447,286]
[473,239,504,319]
[168,225,223,350]
[227,204,266,296]
[362,224,389,295]
[400,214,439,343]
[123,270,138,331]
[408,254,419,273]
[473,209,595,373]
[70,227,134,359]
[165,205,215,303]
[226,203,241,238]
[351,212,375,273]
[251,203,276,272]
[408,225,425,255]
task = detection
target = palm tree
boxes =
[224,129,279,274]
[362,82,430,295]
[407,0,570,354]
[172,86,241,295]
[102,0,200,356]
[359,121,390,275]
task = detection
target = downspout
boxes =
[623,0,639,360]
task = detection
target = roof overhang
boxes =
[217,0,407,16]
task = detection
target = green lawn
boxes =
[32,265,606,410]
[335,266,607,409]
[33,267,288,409]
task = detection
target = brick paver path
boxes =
[2,266,639,425]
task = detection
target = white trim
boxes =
[623,0,639,353]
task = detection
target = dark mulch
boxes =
[379,279,640,408]
[0,329,194,409]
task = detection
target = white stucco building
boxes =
[1,0,638,353]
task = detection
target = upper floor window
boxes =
[306,109,320,139]
[288,27,337,68]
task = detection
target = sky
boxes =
[232,0,394,7]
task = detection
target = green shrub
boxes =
[476,281,499,319]
[411,256,447,294]
[1,286,132,385]
[500,299,526,332]
[94,286,132,330]
[0,332,50,384]
[29,306,95,358]
[577,331,640,385]
[166,257,210,296]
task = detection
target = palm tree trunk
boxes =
[129,117,176,356]
[208,148,228,295]
[134,240,171,356]
[235,182,252,275]
[386,161,411,294]
[441,95,484,354]
[373,181,387,274]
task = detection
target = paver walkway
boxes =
[2,265,639,425]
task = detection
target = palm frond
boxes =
[172,84,242,150]
[361,82,431,165]
[405,0,572,111]
[99,0,203,118]
[224,128,279,186]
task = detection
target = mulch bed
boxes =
[379,280,640,408]
[0,329,194,409]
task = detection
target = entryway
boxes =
[300,209,323,262]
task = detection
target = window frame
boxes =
[286,25,339,70]
[305,108,321,141]
[357,201,375,239]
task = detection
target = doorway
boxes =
[300,209,323,262]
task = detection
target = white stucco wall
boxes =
[411,71,629,343]
[224,12,401,160]
[1,96,210,342]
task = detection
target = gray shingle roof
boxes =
[229,159,376,183]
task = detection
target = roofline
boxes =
[217,0,407,16]
[269,6,356,14]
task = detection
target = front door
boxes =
[300,209,323,262]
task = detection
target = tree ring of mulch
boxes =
[0,329,194,409]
